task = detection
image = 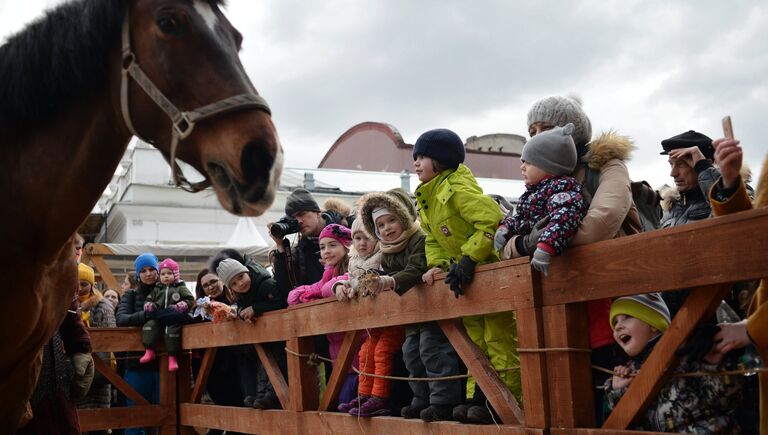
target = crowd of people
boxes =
[19,95,766,435]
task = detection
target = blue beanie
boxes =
[412,129,465,169]
[135,252,159,276]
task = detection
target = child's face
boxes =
[103,290,119,309]
[77,280,92,297]
[612,314,660,357]
[375,214,404,243]
[413,155,439,182]
[159,268,175,285]
[353,232,376,257]
[520,160,549,185]
[319,237,347,267]
[139,266,158,285]
[229,271,251,294]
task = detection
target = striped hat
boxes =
[610,292,671,333]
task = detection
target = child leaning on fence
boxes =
[140,258,194,372]
[605,293,742,434]
[413,128,520,424]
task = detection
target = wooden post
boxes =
[318,330,362,411]
[286,337,319,411]
[91,255,121,290]
[176,351,196,435]
[255,343,291,410]
[189,348,217,404]
[158,354,177,435]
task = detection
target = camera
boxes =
[270,216,300,238]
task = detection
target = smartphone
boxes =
[722,116,734,139]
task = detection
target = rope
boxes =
[285,347,519,382]
[592,364,768,378]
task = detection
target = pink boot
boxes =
[139,349,156,364]
[168,355,178,372]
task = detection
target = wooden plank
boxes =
[255,343,291,410]
[286,337,319,411]
[91,255,121,290]
[179,403,545,435]
[84,243,117,256]
[78,405,167,431]
[190,347,218,404]
[543,303,594,428]
[176,352,197,435]
[516,270,550,429]
[318,330,362,411]
[552,429,663,435]
[91,352,149,405]
[89,327,144,352]
[542,207,768,305]
[603,283,731,430]
[439,318,524,425]
[158,354,178,435]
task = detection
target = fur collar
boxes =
[756,155,768,208]
[80,289,104,311]
[583,130,635,170]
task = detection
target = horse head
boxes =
[122,0,282,216]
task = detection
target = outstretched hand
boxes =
[712,138,743,189]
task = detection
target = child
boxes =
[285,223,360,406]
[140,258,194,372]
[606,293,742,433]
[216,257,288,409]
[334,215,405,417]
[413,128,520,424]
[494,123,588,276]
[358,189,462,422]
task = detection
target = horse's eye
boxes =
[157,16,178,34]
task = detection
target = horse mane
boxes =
[0,0,124,131]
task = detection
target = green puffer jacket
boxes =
[414,164,503,268]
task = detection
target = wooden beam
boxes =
[91,255,121,290]
[89,327,144,352]
[438,318,523,425]
[516,269,549,429]
[602,283,731,430]
[91,353,149,405]
[158,354,178,435]
[179,403,545,435]
[286,337,319,411]
[255,343,291,410]
[318,330,362,411]
[78,405,167,431]
[190,348,217,404]
[175,351,197,435]
[542,207,768,305]
[84,243,117,256]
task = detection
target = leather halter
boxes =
[119,7,272,192]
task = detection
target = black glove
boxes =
[675,322,720,362]
[515,216,550,256]
[443,256,477,298]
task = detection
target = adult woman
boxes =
[121,272,137,295]
[102,289,120,311]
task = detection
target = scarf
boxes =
[379,224,421,254]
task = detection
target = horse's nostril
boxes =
[241,140,275,184]
[206,162,232,189]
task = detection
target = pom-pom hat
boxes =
[319,223,352,248]
[78,262,95,286]
[158,258,181,283]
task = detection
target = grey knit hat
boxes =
[285,188,320,217]
[216,258,249,287]
[521,123,577,176]
[527,95,592,147]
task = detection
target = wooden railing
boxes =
[80,207,768,434]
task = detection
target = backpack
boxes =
[584,166,661,233]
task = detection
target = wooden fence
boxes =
[79,207,768,434]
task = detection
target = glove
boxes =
[334,280,352,302]
[494,226,510,252]
[172,301,189,313]
[516,216,551,256]
[530,248,551,277]
[675,322,720,362]
[143,302,157,312]
[366,275,396,296]
[444,256,476,298]
[70,352,94,400]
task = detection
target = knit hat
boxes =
[78,262,95,286]
[134,252,159,277]
[158,258,181,283]
[660,130,714,160]
[318,223,352,248]
[216,258,249,288]
[412,128,466,169]
[285,188,320,217]
[350,214,369,238]
[521,123,578,176]
[527,95,592,147]
[610,292,671,333]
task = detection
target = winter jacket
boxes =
[147,281,194,312]
[233,261,286,316]
[605,337,742,433]
[660,160,721,228]
[116,282,158,370]
[500,175,587,255]
[273,235,324,293]
[76,290,115,409]
[414,164,502,268]
[710,172,768,434]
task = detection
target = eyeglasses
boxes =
[202,278,219,289]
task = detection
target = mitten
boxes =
[494,226,510,251]
[530,248,551,277]
[516,216,550,256]
[172,301,189,313]
[70,352,94,400]
[368,275,396,296]
[143,302,156,312]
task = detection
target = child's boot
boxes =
[420,404,453,422]
[401,403,427,419]
[338,395,368,413]
[139,349,156,364]
[349,396,390,417]
[168,355,178,372]
[452,403,471,422]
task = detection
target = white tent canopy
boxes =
[227,217,269,248]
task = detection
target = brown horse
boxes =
[0,0,282,429]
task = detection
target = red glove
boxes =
[143,302,156,312]
[172,301,189,313]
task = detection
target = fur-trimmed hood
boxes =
[80,288,105,311]
[583,130,635,170]
[659,165,753,211]
[754,158,766,208]
[359,191,416,241]
[323,197,352,219]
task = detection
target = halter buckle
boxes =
[173,113,195,139]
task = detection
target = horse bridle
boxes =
[119,7,272,192]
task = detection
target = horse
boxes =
[0,0,282,429]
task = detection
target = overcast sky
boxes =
[2,0,765,190]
